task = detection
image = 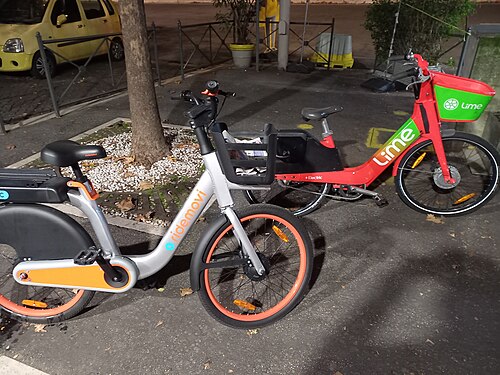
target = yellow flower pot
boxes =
[229,44,254,68]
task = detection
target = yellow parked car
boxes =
[0,0,123,78]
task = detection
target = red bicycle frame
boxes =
[275,54,495,188]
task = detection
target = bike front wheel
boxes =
[0,243,95,323]
[198,204,313,328]
[396,132,499,216]
[244,181,331,216]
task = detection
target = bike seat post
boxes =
[321,117,333,139]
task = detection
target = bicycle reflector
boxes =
[411,152,427,169]
[272,225,289,243]
[454,193,476,205]
[233,299,257,311]
[22,300,48,309]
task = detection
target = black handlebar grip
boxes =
[392,67,418,81]
[218,89,236,97]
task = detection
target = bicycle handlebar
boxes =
[172,80,235,123]
[406,51,430,74]
[202,80,236,98]
[391,67,419,81]
[387,51,431,86]
[172,81,238,157]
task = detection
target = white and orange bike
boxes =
[0,88,313,328]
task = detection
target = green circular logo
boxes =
[444,98,459,111]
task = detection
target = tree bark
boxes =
[118,0,169,167]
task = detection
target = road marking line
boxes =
[0,356,50,375]
[365,127,396,149]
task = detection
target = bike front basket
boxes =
[211,122,277,185]
[432,71,495,122]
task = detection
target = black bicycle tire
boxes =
[395,132,499,216]
[244,182,331,217]
[198,204,313,328]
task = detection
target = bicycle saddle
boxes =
[301,106,343,120]
[41,140,107,167]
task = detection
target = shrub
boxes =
[365,0,475,64]
[213,0,256,44]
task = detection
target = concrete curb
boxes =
[6,117,131,169]
[1,92,128,134]
[0,356,50,375]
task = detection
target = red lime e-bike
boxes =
[245,52,500,216]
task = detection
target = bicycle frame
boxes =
[12,151,267,293]
[275,114,435,187]
[275,55,487,187]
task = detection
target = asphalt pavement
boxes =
[0,63,499,375]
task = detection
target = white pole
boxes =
[299,0,310,63]
[278,0,291,70]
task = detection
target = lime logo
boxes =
[443,98,459,111]
[372,120,418,167]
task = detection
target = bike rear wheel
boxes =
[0,244,94,323]
[396,132,499,216]
[244,181,331,216]
[198,204,313,328]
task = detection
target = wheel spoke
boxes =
[200,207,311,327]
[397,135,498,215]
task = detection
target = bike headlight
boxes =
[3,38,24,53]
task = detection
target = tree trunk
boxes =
[118,0,169,167]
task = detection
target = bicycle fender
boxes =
[0,203,94,260]
[189,214,229,291]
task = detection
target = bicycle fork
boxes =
[223,207,266,275]
[429,132,456,185]
[204,151,266,275]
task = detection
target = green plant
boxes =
[213,0,256,44]
[365,0,475,64]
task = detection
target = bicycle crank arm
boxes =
[349,186,389,207]
[12,257,138,293]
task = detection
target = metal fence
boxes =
[177,20,233,80]
[254,19,336,69]
[289,19,336,66]
[177,18,336,76]
[1,18,338,127]
[37,25,160,117]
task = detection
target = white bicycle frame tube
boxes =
[73,150,266,280]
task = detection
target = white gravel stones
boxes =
[76,128,202,192]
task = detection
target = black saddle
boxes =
[41,140,107,167]
[301,106,343,121]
